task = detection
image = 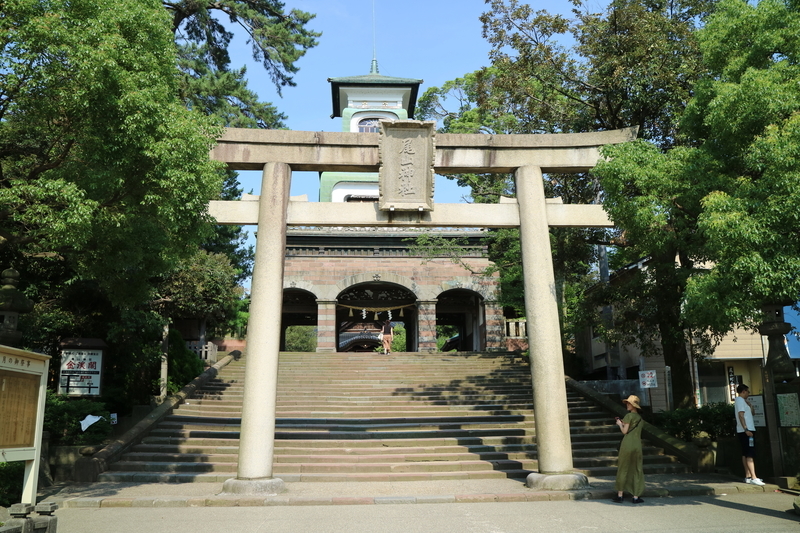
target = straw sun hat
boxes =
[622,395,641,409]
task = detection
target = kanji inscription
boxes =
[378,120,435,211]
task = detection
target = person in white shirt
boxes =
[735,384,765,486]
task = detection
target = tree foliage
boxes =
[479,0,710,146]
[0,0,260,412]
[166,1,320,284]
[284,325,316,352]
[596,0,800,406]
[0,0,225,305]
[156,249,242,325]
[165,0,320,95]
[600,0,800,329]
[166,329,206,393]
[685,0,800,327]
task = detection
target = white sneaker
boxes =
[744,477,751,483]
[749,478,766,486]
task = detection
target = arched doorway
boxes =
[336,282,417,352]
[436,289,486,351]
[281,288,318,351]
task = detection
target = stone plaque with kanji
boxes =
[378,120,435,211]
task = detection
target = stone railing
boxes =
[0,503,58,533]
[566,376,714,473]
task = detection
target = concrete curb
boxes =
[46,483,778,508]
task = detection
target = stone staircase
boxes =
[98,351,690,482]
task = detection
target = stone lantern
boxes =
[755,302,798,479]
[757,303,796,383]
[0,268,34,347]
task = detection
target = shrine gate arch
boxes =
[208,123,636,494]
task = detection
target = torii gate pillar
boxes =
[517,166,583,487]
[221,162,290,495]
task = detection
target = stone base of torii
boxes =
[208,123,637,494]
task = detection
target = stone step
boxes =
[146,427,536,441]
[139,435,540,447]
[117,448,683,467]
[100,351,691,483]
[174,407,538,417]
[164,413,536,426]
[97,469,530,483]
[188,396,539,405]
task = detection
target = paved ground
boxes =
[28,473,789,507]
[0,474,800,533]
[2,473,798,532]
[49,493,800,533]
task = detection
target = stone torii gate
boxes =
[209,122,637,494]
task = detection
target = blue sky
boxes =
[787,309,800,358]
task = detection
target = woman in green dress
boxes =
[613,395,645,504]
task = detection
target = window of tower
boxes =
[358,118,380,133]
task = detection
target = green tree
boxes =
[417,0,709,354]
[470,0,715,405]
[165,0,320,97]
[167,1,320,283]
[479,0,711,147]
[684,0,800,328]
[284,325,316,352]
[156,249,243,337]
[391,324,407,353]
[599,0,800,369]
[202,170,255,283]
[0,0,224,305]
[1,0,230,411]
[594,141,724,405]
[166,329,206,392]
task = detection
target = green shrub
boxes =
[391,324,406,353]
[44,391,112,446]
[652,403,735,442]
[0,462,25,507]
[167,329,205,394]
[284,325,316,352]
[696,403,736,440]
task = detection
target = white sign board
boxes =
[639,370,658,388]
[748,395,767,427]
[777,393,800,427]
[0,345,50,505]
[59,349,103,396]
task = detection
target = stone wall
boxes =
[283,254,503,351]
[283,256,496,301]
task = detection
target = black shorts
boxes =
[737,431,756,458]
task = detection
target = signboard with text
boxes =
[639,370,658,388]
[727,366,739,402]
[0,344,50,504]
[59,349,103,396]
[748,395,767,427]
[777,393,800,427]
[378,120,435,212]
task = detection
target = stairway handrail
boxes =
[72,353,238,482]
[565,376,715,473]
